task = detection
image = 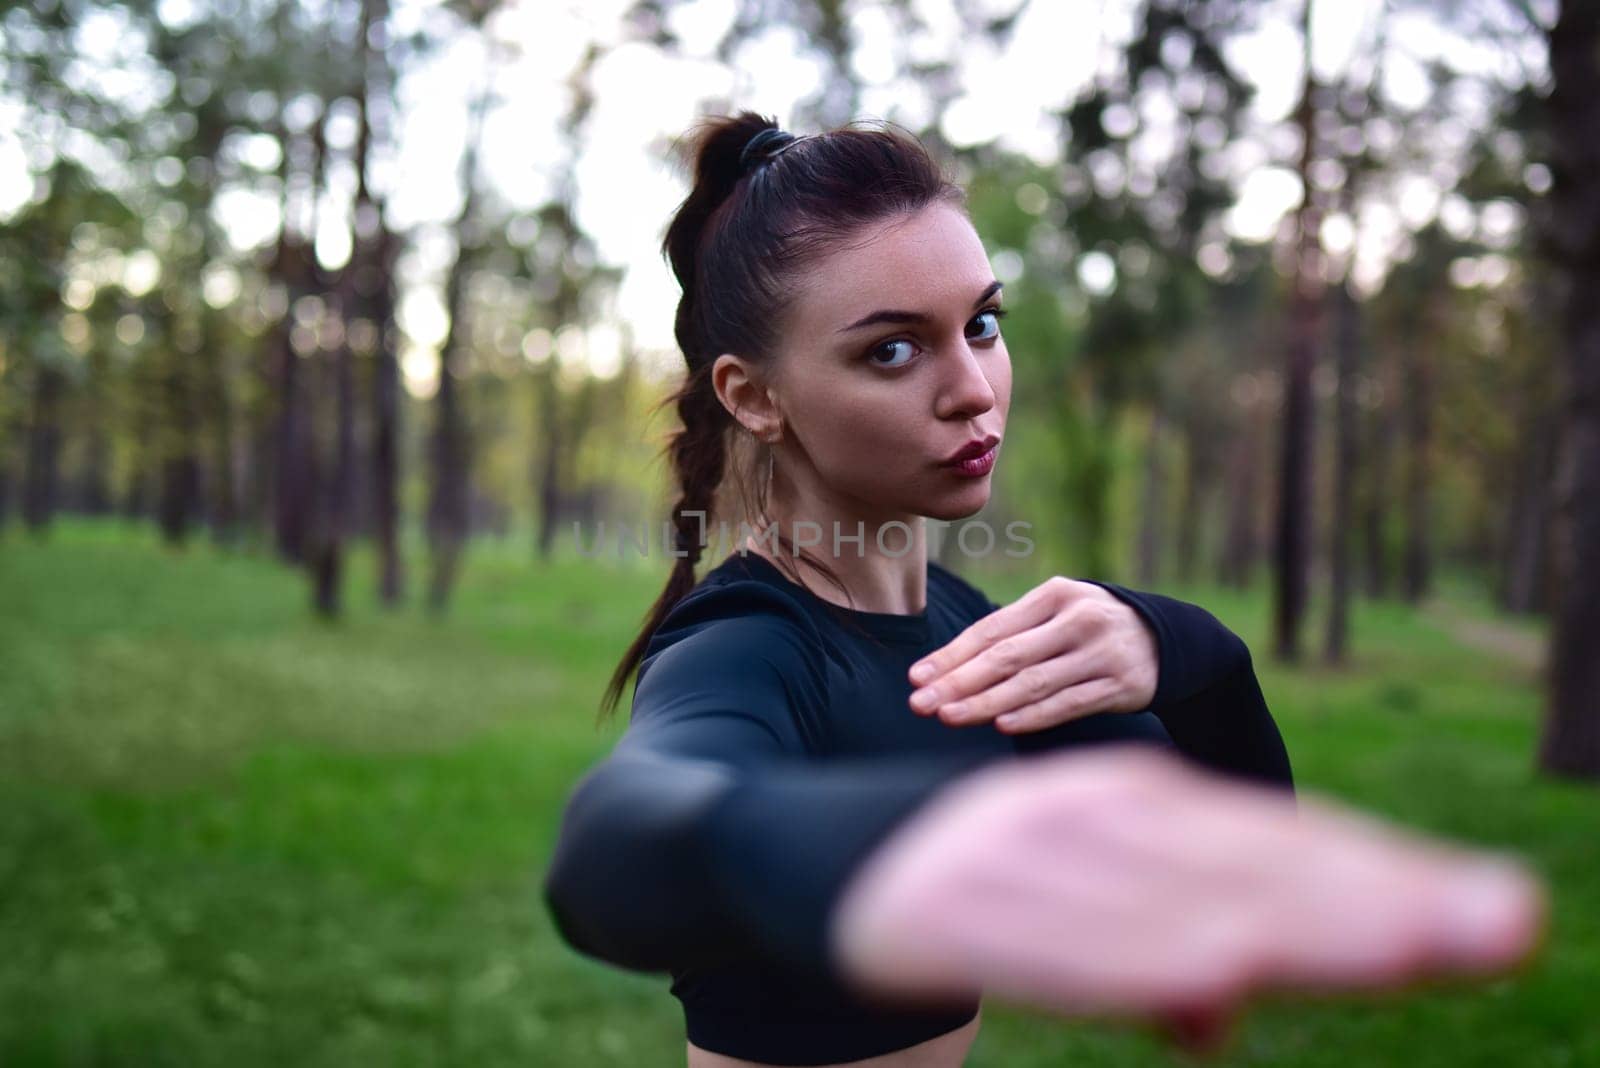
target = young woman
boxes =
[543,113,1543,1068]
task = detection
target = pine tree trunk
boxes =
[1537,0,1600,780]
[534,361,564,562]
[427,54,493,612]
[1501,407,1556,615]
[1219,408,1262,589]
[1401,307,1435,604]
[1361,346,1398,598]
[371,227,403,605]
[205,309,238,545]
[1272,0,1323,661]
[21,364,63,534]
[1325,281,1360,664]
[157,349,201,547]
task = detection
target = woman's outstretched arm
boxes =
[830,744,1543,1052]
[542,606,1005,984]
[547,590,1542,1046]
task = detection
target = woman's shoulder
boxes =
[630,557,833,732]
[642,554,828,668]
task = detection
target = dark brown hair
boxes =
[597,110,967,722]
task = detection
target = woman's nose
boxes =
[936,340,999,420]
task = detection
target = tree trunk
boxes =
[371,225,403,605]
[154,304,199,545]
[1175,411,1219,587]
[80,346,112,515]
[204,307,239,545]
[1537,0,1600,780]
[534,360,565,561]
[1219,407,1262,589]
[81,423,110,515]
[310,282,355,618]
[1361,345,1398,598]
[1401,307,1435,604]
[269,302,310,562]
[1272,1,1323,661]
[310,0,388,619]
[157,339,202,547]
[268,101,323,566]
[1500,404,1556,615]
[427,52,494,612]
[21,364,63,534]
[1325,280,1360,664]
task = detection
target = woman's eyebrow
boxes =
[835,280,1003,334]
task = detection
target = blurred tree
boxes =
[305,0,403,616]
[532,43,604,562]
[1270,0,1325,662]
[426,1,500,613]
[361,0,405,607]
[1538,0,1600,780]
[1048,0,1262,579]
[1323,12,1389,665]
[2,164,132,536]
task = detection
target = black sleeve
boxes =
[982,582,1294,793]
[541,606,1006,986]
[1085,582,1294,792]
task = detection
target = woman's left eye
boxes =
[968,307,1007,342]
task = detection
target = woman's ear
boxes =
[713,353,784,440]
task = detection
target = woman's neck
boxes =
[741,509,930,616]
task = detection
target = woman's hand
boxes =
[908,575,1159,733]
[828,746,1545,1055]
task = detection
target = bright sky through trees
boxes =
[0,0,1550,393]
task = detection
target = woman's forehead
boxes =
[796,206,995,316]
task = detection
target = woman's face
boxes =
[767,201,1012,526]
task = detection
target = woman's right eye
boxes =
[868,339,917,368]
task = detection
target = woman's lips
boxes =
[941,444,997,477]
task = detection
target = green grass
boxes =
[0,521,1594,1066]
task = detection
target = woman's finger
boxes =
[911,593,1113,717]
[989,674,1125,732]
[929,646,1107,726]
[906,577,1072,690]
[910,621,1079,718]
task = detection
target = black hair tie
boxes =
[739,127,799,174]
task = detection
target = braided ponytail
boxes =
[597,109,966,722]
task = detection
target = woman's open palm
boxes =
[828,747,1544,1054]
[908,576,1159,733]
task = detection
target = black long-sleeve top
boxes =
[543,550,1294,1065]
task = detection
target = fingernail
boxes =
[911,687,940,710]
[909,663,933,685]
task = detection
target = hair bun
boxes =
[738,127,799,173]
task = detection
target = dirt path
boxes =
[1424,600,1547,674]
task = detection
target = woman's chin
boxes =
[921,485,993,522]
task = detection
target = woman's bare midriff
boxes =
[685,1008,980,1068]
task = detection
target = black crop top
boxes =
[543,550,1293,1065]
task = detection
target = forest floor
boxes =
[0,521,1594,1067]
[1423,599,1547,675]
